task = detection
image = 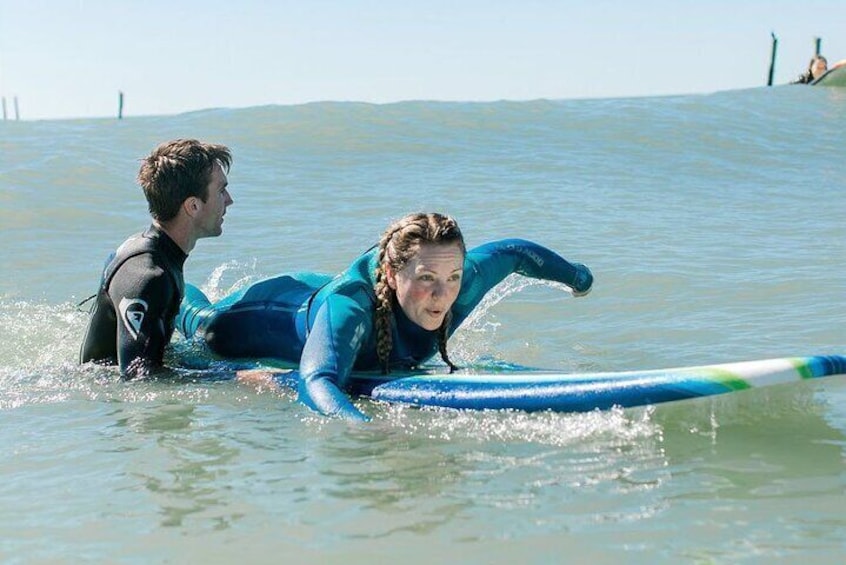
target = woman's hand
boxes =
[570,263,593,297]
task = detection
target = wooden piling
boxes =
[118,91,124,119]
[767,32,778,86]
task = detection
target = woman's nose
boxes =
[431,281,443,298]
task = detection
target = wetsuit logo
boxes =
[119,297,148,340]
[349,322,366,351]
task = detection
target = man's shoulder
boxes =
[106,233,164,278]
[109,254,171,290]
[106,231,179,299]
[114,228,163,257]
[107,257,180,319]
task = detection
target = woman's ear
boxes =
[385,264,398,290]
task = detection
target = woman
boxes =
[177,213,593,420]
[793,54,828,84]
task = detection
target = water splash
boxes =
[0,299,256,410]
[0,299,86,369]
[450,274,574,364]
[371,400,661,447]
[202,259,261,301]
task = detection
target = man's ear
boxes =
[184,197,200,217]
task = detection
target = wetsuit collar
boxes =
[144,224,188,267]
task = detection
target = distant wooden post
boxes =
[767,32,778,86]
[2,97,6,120]
[815,37,822,55]
[118,91,124,119]
[14,96,19,120]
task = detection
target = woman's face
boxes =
[387,242,464,331]
[812,57,828,78]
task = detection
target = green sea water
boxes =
[1,87,845,563]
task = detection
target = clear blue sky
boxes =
[1,0,844,120]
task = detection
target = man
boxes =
[79,139,234,378]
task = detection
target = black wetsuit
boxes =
[79,225,187,378]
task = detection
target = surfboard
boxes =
[332,355,846,412]
[812,63,846,87]
[266,355,846,412]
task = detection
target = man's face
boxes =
[194,161,233,238]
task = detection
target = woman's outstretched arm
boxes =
[453,238,593,322]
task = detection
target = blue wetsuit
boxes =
[177,239,593,420]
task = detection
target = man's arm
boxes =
[108,256,178,379]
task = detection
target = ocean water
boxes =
[1,86,845,563]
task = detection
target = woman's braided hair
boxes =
[373,213,466,374]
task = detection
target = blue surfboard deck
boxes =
[271,355,846,413]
